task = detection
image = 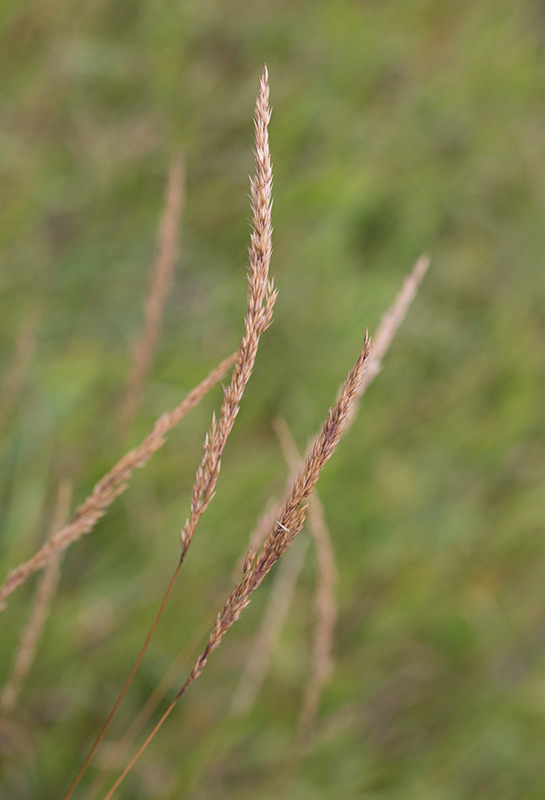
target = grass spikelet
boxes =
[231,500,279,581]
[56,66,429,799]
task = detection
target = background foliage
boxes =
[1,2,545,798]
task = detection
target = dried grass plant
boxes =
[63,64,275,799]
[0,67,429,799]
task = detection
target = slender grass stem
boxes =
[62,558,183,800]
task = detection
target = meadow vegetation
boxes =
[1,3,545,799]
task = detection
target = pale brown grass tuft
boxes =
[0,481,71,722]
[0,352,235,610]
[119,156,185,435]
[297,255,430,739]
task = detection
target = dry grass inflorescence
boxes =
[0,67,428,798]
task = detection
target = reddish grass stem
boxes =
[62,558,183,800]
[101,696,179,800]
[81,585,229,800]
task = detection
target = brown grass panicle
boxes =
[119,155,185,436]
[179,65,275,561]
[0,352,235,611]
[183,333,371,688]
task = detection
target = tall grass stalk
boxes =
[178,65,275,562]
[62,64,275,799]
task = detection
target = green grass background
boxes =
[1,1,545,798]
